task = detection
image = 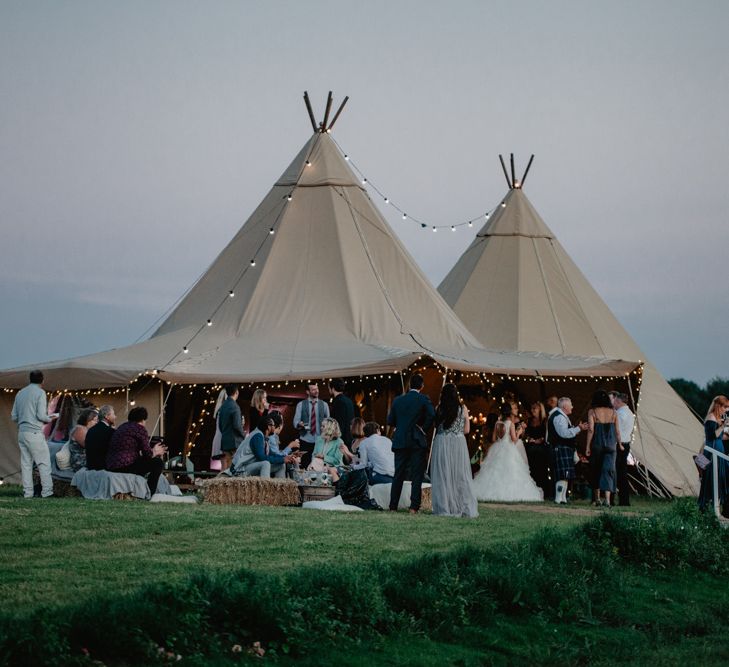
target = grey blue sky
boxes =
[1,1,727,384]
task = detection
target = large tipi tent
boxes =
[438,161,701,496]
[0,100,635,482]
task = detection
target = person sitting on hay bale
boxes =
[231,416,300,478]
[308,418,355,483]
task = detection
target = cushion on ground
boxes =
[368,482,432,511]
[199,476,301,506]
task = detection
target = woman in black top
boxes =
[524,401,550,497]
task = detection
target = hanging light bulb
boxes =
[183,346,189,354]
[485,213,490,218]
[229,290,235,298]
[421,223,427,229]
[305,160,311,167]
[250,259,256,267]
[384,197,389,204]
[432,226,437,232]
[287,194,292,201]
[451,226,456,232]
[344,154,349,161]
[501,202,506,208]
[207,319,212,326]
[402,213,407,219]
[130,400,136,406]
[269,227,275,234]
[362,178,367,184]
[468,221,473,227]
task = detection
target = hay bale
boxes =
[53,478,81,498]
[199,476,301,506]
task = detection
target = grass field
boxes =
[1,486,726,667]
[0,486,660,612]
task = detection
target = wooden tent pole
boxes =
[520,155,535,186]
[499,155,512,189]
[321,91,334,132]
[303,91,318,133]
[510,153,516,189]
[327,96,349,130]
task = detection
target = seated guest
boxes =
[349,418,366,455]
[232,416,299,478]
[106,406,167,495]
[85,404,116,470]
[267,411,300,469]
[358,421,395,485]
[249,388,269,435]
[309,417,351,482]
[68,408,99,471]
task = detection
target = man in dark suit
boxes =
[85,404,116,470]
[329,378,356,447]
[386,373,435,513]
[218,384,245,471]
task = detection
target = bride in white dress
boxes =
[473,404,543,502]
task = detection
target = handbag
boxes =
[56,442,72,470]
[308,456,326,472]
[693,453,710,472]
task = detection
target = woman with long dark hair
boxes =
[586,389,621,507]
[430,383,478,517]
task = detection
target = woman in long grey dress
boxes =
[430,384,478,518]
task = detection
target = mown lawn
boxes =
[0,485,664,613]
[5,486,721,667]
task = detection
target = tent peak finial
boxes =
[303,90,349,133]
[498,154,535,189]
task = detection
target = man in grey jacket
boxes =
[10,370,58,498]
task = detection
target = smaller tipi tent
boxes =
[438,157,701,496]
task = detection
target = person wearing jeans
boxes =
[11,370,57,498]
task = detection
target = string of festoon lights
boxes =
[153,138,514,363]
[330,135,506,232]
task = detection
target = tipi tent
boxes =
[0,100,636,482]
[438,160,701,496]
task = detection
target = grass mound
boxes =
[0,499,725,666]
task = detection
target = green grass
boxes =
[2,486,721,667]
[0,485,662,612]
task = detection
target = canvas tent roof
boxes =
[0,129,639,393]
[438,184,701,496]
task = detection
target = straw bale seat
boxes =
[199,476,301,506]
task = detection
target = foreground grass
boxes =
[4,488,716,666]
[0,486,662,612]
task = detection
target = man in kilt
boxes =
[546,397,588,504]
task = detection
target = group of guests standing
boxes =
[10,370,168,497]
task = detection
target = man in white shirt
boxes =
[358,421,395,485]
[610,391,635,506]
[293,383,330,469]
[546,397,588,504]
[10,370,58,498]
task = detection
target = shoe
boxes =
[409,508,419,515]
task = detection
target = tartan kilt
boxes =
[553,445,576,480]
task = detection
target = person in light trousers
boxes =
[10,370,58,498]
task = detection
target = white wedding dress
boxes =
[473,420,543,502]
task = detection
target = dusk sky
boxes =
[1,1,727,385]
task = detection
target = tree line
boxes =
[668,377,729,418]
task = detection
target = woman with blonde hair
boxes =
[698,395,729,512]
[248,388,269,435]
[309,417,352,481]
